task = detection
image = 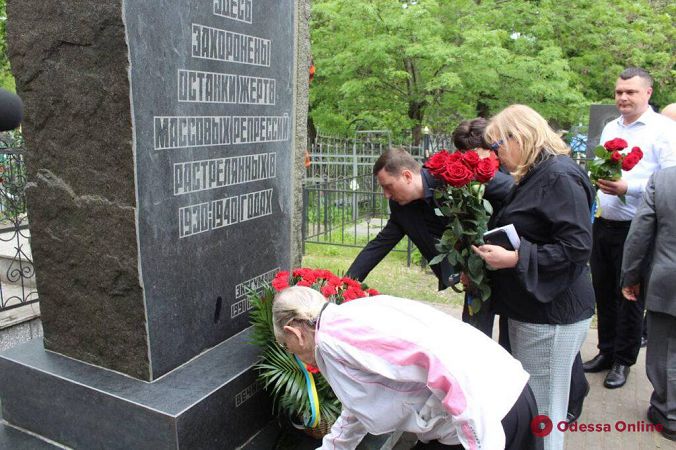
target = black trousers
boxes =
[568,353,588,409]
[590,219,645,365]
[412,385,542,450]
[461,297,510,352]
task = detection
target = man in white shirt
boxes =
[583,68,676,389]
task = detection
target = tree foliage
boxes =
[0,0,15,91]
[310,0,675,141]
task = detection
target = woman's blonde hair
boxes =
[272,286,327,344]
[485,104,570,182]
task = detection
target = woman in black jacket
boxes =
[473,104,595,450]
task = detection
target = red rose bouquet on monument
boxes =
[589,138,643,205]
[425,150,499,314]
[271,268,379,303]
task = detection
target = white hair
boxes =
[272,286,328,343]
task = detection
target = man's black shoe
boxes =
[641,336,648,348]
[603,363,630,389]
[647,406,676,441]
[583,353,613,373]
[566,381,590,424]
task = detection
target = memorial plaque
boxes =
[587,104,619,158]
[124,0,294,378]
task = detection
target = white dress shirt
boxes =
[597,107,676,221]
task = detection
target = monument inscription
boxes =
[125,0,294,378]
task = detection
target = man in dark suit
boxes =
[621,166,676,441]
[347,147,456,290]
[347,147,514,291]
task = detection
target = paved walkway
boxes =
[424,302,675,450]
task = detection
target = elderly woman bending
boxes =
[273,286,541,450]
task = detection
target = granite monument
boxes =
[0,0,310,447]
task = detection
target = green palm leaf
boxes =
[249,287,341,425]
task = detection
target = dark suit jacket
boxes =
[347,168,514,290]
[622,166,676,317]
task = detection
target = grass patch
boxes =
[301,242,464,307]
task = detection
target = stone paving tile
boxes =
[567,335,674,450]
[421,302,675,450]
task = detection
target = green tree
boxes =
[311,0,463,143]
[537,0,675,108]
[0,0,15,91]
[310,0,675,140]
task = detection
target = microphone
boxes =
[0,88,24,131]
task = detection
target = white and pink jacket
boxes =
[314,295,529,450]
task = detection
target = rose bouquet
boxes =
[249,268,379,434]
[589,138,643,205]
[425,150,499,314]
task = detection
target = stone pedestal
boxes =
[1,0,310,447]
[0,330,277,449]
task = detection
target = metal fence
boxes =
[305,132,426,184]
[302,173,415,265]
[305,131,457,184]
[0,132,38,314]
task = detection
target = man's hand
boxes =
[622,284,640,301]
[471,245,518,269]
[597,178,628,196]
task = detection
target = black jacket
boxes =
[489,155,595,324]
[347,168,514,290]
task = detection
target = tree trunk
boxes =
[476,100,490,118]
[409,102,425,146]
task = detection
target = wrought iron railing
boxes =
[302,173,415,266]
[305,133,427,184]
[0,131,38,314]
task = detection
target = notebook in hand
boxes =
[483,224,520,251]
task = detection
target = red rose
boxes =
[440,161,474,187]
[271,272,289,291]
[446,152,463,164]
[296,279,312,287]
[425,150,450,176]
[604,138,628,151]
[367,288,380,296]
[610,151,623,162]
[341,277,361,289]
[315,269,333,279]
[327,275,342,286]
[622,154,641,171]
[475,158,497,183]
[321,284,337,298]
[461,151,481,169]
[629,146,643,159]
[342,287,365,302]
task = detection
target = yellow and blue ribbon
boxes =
[293,354,321,428]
